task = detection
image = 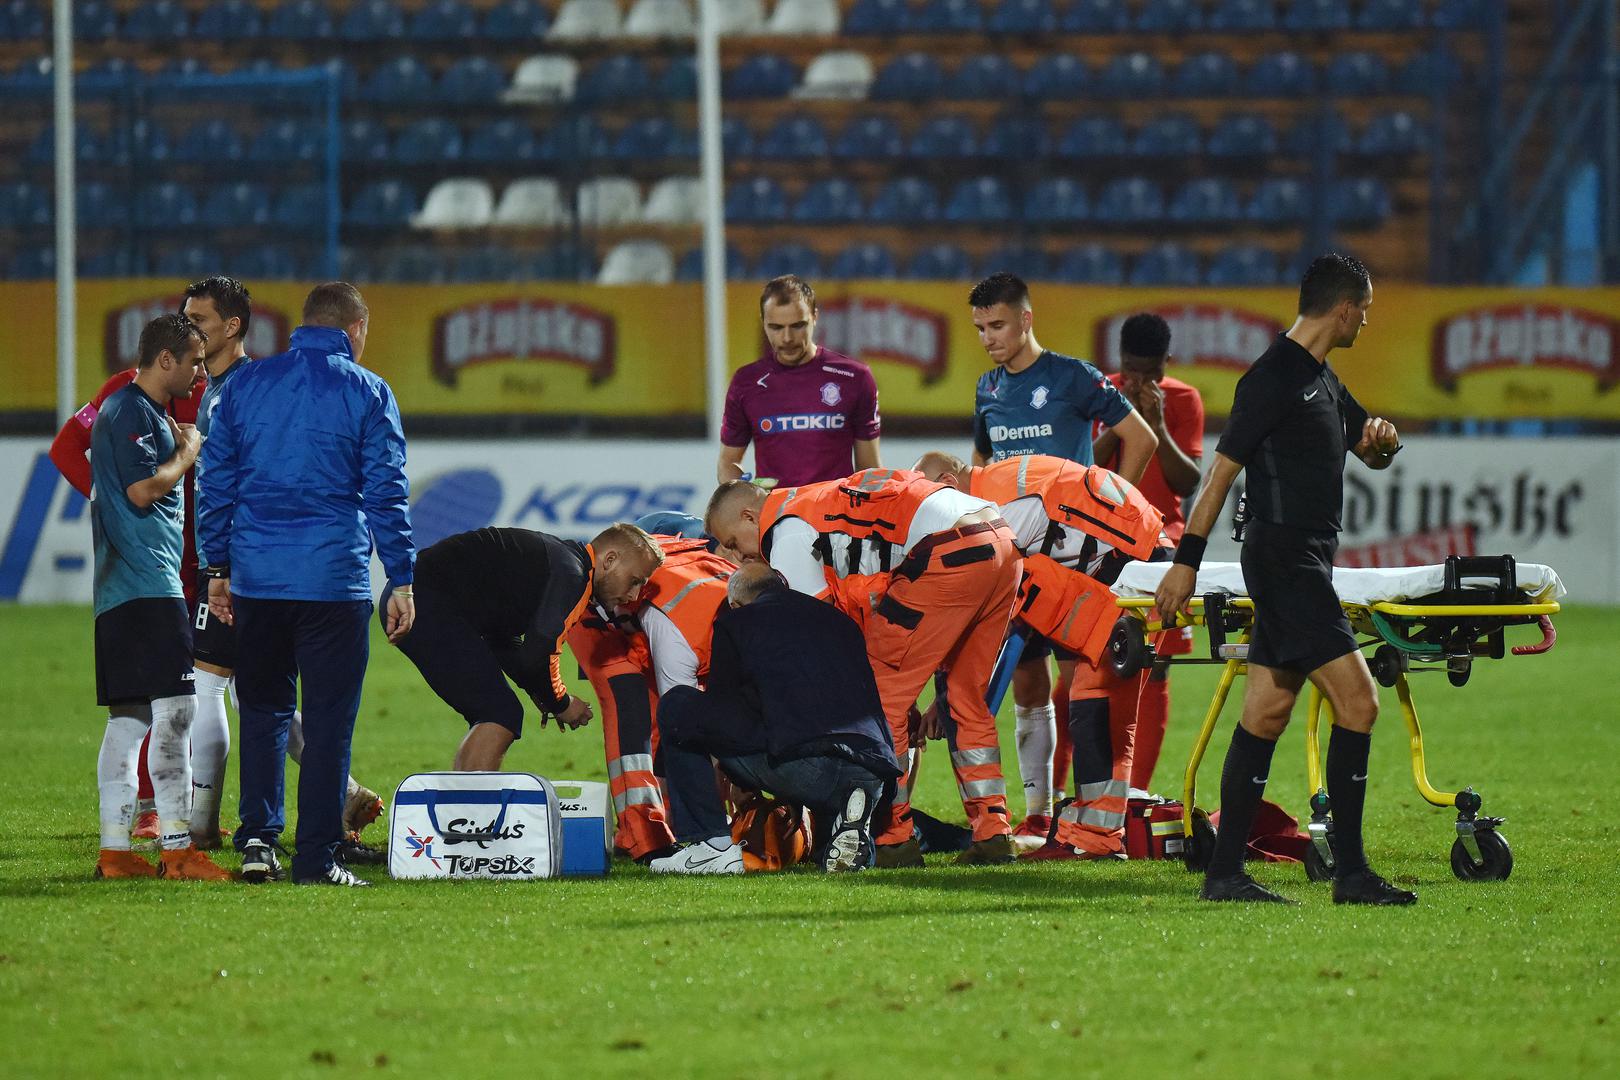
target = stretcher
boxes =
[1107,554,1564,882]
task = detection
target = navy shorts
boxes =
[386,585,528,738]
[1017,632,1077,665]
[191,572,237,669]
[1241,521,1359,675]
[95,597,195,706]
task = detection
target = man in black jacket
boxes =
[650,563,901,875]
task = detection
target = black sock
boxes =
[1208,725,1278,878]
[1326,726,1372,876]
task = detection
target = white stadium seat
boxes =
[795,50,874,100]
[714,0,766,34]
[576,177,643,226]
[641,176,705,225]
[548,0,623,41]
[597,240,676,285]
[492,178,571,227]
[765,0,839,35]
[625,0,694,37]
[503,54,579,104]
[410,178,494,229]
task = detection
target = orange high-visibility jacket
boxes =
[636,537,736,681]
[968,456,1164,561]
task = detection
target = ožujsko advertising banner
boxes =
[2,283,1616,420]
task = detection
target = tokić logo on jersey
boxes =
[1030,385,1050,410]
[989,422,1055,442]
[760,413,847,434]
[820,381,842,407]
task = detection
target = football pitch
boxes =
[2,604,1616,1079]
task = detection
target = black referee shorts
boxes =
[384,585,527,738]
[1240,521,1359,676]
[95,597,195,706]
[191,571,237,669]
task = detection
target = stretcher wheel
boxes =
[1370,645,1407,688]
[1450,829,1513,881]
[1303,843,1334,882]
[1182,808,1215,873]
[1447,656,1472,687]
[1108,616,1150,680]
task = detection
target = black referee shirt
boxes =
[1215,333,1369,534]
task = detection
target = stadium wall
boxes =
[3,435,1616,606]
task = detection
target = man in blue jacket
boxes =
[198,282,415,887]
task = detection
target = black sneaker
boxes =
[823,788,876,873]
[1333,868,1418,906]
[1200,872,1297,904]
[294,862,371,887]
[336,832,386,867]
[239,840,285,884]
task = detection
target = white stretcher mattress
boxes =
[1112,561,1566,606]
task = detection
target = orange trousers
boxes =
[1052,667,1172,794]
[866,524,1021,845]
[566,622,675,860]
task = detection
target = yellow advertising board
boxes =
[2,281,1616,421]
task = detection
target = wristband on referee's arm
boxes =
[1172,534,1207,570]
[204,564,230,580]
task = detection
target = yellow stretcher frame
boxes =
[1114,592,1561,879]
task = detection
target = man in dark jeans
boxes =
[651,564,901,875]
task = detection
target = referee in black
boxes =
[1155,253,1414,906]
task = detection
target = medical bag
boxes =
[388,772,562,880]
[1124,797,1188,860]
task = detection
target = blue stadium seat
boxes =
[980,112,1048,157]
[349,181,418,228]
[1094,178,1165,225]
[81,249,134,277]
[27,124,114,166]
[908,114,978,159]
[342,118,390,163]
[536,116,610,161]
[151,246,218,277]
[1053,244,1125,284]
[988,0,1055,34]
[1207,245,1280,286]
[0,0,45,39]
[793,179,865,224]
[845,0,910,34]
[1172,51,1238,96]
[1130,244,1200,286]
[173,119,246,164]
[981,244,1050,279]
[1283,0,1350,31]
[6,248,53,280]
[830,243,898,279]
[411,0,477,40]
[755,242,822,281]
[1208,0,1276,30]
[915,0,983,32]
[1135,0,1202,32]
[1060,0,1128,31]
[1247,52,1317,96]
[466,119,541,164]
[72,1,120,40]
[249,119,322,163]
[130,118,172,162]
[944,177,1012,223]
[868,177,940,223]
[1433,0,1486,28]
[274,184,328,229]
[163,57,212,79]
[576,56,650,105]
[530,245,591,282]
[1207,113,1277,158]
[905,244,972,280]
[341,0,404,41]
[482,0,550,38]
[1096,53,1164,99]
[722,117,755,158]
[394,118,463,165]
[452,248,525,283]
[137,183,200,229]
[363,56,435,105]
[1284,110,1351,156]
[1358,110,1427,156]
[1057,116,1128,159]
[1025,178,1089,225]
[871,53,945,102]
[77,183,127,229]
[1132,114,1202,158]
[375,247,448,284]
[1396,51,1466,94]
[725,54,798,99]
[202,183,273,227]
[835,115,905,159]
[660,56,697,99]
[195,0,262,37]
[124,1,190,39]
[760,115,830,160]
[268,0,334,40]
[234,245,302,281]
[1326,52,1390,96]
[947,55,1019,100]
[1168,178,1242,225]
[676,244,747,281]
[0,182,48,228]
[1330,178,1392,226]
[1358,0,1425,30]
[1247,177,1309,223]
[1023,54,1089,100]
[724,177,788,223]
[612,117,680,160]
[440,57,506,105]
[81,56,135,91]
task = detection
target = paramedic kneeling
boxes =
[1155,253,1415,907]
[650,564,901,875]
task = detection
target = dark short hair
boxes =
[138,313,206,369]
[1297,253,1371,316]
[1119,313,1171,361]
[760,274,817,317]
[968,271,1030,310]
[182,275,252,337]
[303,281,368,328]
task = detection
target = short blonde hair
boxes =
[590,523,665,568]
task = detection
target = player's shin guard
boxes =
[1014,703,1056,819]
[147,695,197,852]
[189,670,231,836]
[98,711,150,851]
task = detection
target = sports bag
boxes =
[388,772,562,880]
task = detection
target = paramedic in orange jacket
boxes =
[705,469,1022,868]
[916,452,1168,860]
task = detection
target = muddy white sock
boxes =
[189,670,231,836]
[147,695,197,851]
[98,711,149,850]
[1015,703,1056,818]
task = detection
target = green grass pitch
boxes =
[1,604,1616,1079]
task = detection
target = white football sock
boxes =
[147,695,197,851]
[1015,703,1057,818]
[287,709,364,798]
[98,711,150,850]
[189,670,232,836]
